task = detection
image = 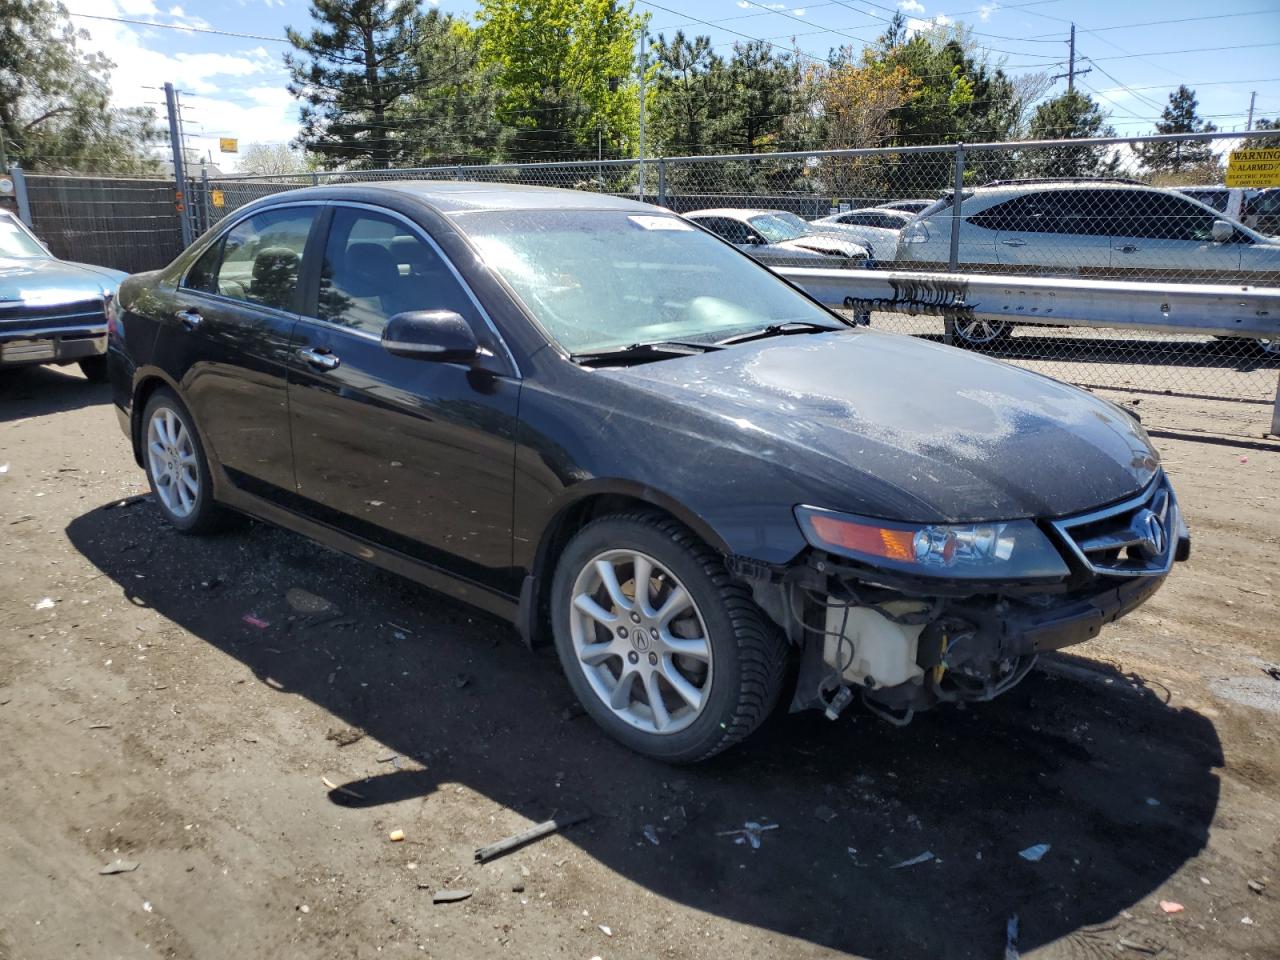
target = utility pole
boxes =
[637,28,647,201]
[1051,24,1091,93]
[1246,91,1257,131]
[164,82,194,247]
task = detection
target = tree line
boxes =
[2,0,1275,191]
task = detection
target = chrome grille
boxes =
[1051,474,1178,578]
[0,297,105,333]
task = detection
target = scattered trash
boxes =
[1159,900,1184,914]
[88,723,112,730]
[1240,456,1249,464]
[0,463,8,473]
[432,889,472,904]
[598,924,613,937]
[286,588,335,615]
[1018,843,1051,862]
[241,614,270,629]
[889,851,935,869]
[243,735,260,744]
[1248,879,1266,894]
[325,726,365,747]
[299,904,310,914]
[1241,917,1255,926]
[474,812,591,864]
[387,621,411,634]
[1117,937,1160,954]
[1003,913,1019,960]
[1145,797,1161,807]
[264,677,285,690]
[1200,876,1211,885]
[377,753,399,764]
[35,597,55,610]
[511,883,525,893]
[1265,665,1280,682]
[714,821,778,850]
[99,860,139,875]
[321,776,365,801]
[142,901,153,913]
[643,824,661,846]
[389,829,406,842]
[814,805,838,823]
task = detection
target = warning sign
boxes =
[210,189,225,208]
[1225,148,1280,188]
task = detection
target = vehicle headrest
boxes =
[343,242,399,295]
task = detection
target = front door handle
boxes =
[298,346,340,371]
[1117,244,1140,253]
[176,308,203,330]
[1000,238,1027,247]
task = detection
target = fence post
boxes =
[1272,373,1280,438]
[163,83,194,248]
[943,144,966,346]
[200,163,211,234]
[657,157,667,207]
[11,165,32,226]
[311,171,319,186]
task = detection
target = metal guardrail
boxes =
[778,266,1280,436]
[777,268,1280,338]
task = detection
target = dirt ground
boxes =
[1,361,1277,960]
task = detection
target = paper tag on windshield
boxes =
[628,215,692,231]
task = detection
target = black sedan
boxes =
[108,183,1188,763]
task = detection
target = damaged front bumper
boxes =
[732,476,1191,724]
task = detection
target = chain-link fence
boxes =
[11,129,1280,434]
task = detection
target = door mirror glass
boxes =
[1211,219,1233,243]
[382,310,478,362]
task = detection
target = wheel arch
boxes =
[518,481,733,649]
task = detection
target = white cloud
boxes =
[935,12,951,25]
[978,2,998,20]
[64,0,296,171]
[906,13,952,34]
[898,0,925,13]
[793,7,806,14]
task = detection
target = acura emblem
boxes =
[1131,508,1165,560]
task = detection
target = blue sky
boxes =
[64,0,1280,171]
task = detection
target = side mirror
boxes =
[1211,219,1233,243]
[382,310,478,363]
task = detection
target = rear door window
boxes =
[184,207,316,311]
[1122,191,1217,241]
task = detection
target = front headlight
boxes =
[794,505,1070,580]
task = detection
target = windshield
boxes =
[747,213,808,243]
[0,216,48,258]
[454,209,841,354]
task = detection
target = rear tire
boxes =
[952,317,1012,348]
[550,512,789,763]
[79,355,109,382]
[141,388,232,534]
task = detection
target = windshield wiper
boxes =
[715,320,842,347]
[569,339,723,366]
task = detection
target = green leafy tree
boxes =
[1022,91,1119,178]
[1135,85,1217,176]
[238,142,308,177]
[285,0,420,169]
[476,0,642,162]
[1242,117,1279,151]
[393,12,512,165]
[0,0,161,174]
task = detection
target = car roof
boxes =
[221,180,663,216]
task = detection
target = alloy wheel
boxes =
[568,549,712,735]
[146,406,199,518]
[954,318,1010,346]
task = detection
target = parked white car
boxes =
[683,208,870,268]
[1174,185,1280,237]
[898,180,1280,282]
[879,199,935,215]
[812,208,914,261]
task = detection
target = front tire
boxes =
[550,512,788,763]
[952,317,1012,348]
[141,388,228,534]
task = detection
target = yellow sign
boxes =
[219,138,239,154]
[1225,148,1280,188]
[210,190,225,208]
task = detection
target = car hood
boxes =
[773,237,866,259]
[0,256,127,303]
[602,331,1159,523]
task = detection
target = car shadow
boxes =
[0,363,109,421]
[66,500,1222,960]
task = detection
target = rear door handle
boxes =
[298,346,340,371]
[1000,238,1027,247]
[175,308,203,330]
[1118,244,1140,253]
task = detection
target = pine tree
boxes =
[285,0,420,169]
[1023,91,1119,179]
[1135,85,1217,175]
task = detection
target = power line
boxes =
[68,12,290,44]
